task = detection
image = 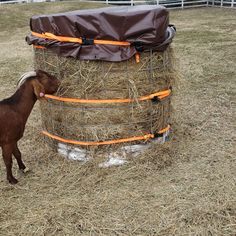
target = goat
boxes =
[0,70,60,184]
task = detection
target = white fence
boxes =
[0,0,235,8]
[0,0,55,4]
[98,0,235,8]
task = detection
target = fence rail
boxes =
[0,0,235,8]
[102,0,235,8]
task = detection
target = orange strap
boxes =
[32,31,131,47]
[33,45,46,49]
[135,53,140,63]
[42,125,170,146]
[44,89,171,104]
[158,125,170,134]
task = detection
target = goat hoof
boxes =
[8,177,18,184]
[21,167,30,174]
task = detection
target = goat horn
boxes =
[17,71,37,88]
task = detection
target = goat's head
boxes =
[18,70,60,99]
[32,70,60,98]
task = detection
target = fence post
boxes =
[181,0,184,9]
[106,0,108,4]
[156,0,159,5]
[212,0,215,6]
[131,0,134,6]
[231,0,234,7]
[221,0,223,7]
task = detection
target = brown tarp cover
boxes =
[26,5,175,61]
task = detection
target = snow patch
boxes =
[56,130,170,167]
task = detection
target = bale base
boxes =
[46,129,170,166]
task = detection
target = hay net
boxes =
[27,6,176,153]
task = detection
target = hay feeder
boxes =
[26,5,176,165]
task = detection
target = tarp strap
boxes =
[33,45,46,49]
[44,89,171,104]
[31,31,131,46]
[42,125,170,146]
[135,53,140,63]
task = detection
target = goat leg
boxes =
[13,143,27,171]
[2,143,18,184]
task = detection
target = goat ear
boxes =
[31,80,45,99]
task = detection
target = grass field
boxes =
[0,3,235,235]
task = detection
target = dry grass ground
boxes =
[0,3,235,235]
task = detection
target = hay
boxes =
[34,47,175,153]
[1,5,236,235]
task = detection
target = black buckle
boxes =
[133,42,143,52]
[82,37,94,45]
[153,133,164,138]
[151,96,161,104]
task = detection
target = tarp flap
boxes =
[26,5,175,61]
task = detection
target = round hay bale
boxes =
[27,6,176,161]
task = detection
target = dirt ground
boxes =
[0,3,235,235]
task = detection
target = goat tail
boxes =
[17,71,37,88]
